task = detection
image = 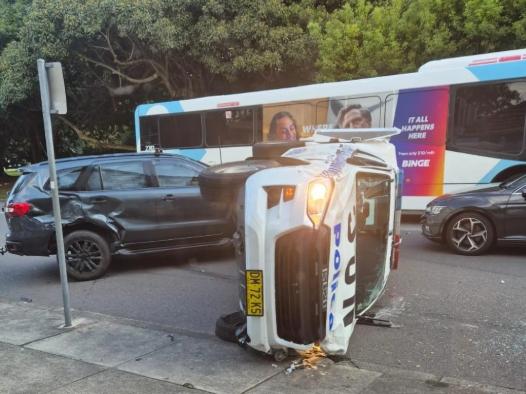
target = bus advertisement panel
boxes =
[390,87,449,197]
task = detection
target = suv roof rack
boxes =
[315,127,401,142]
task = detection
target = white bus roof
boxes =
[419,48,526,72]
[136,48,526,116]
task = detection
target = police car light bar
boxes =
[315,127,401,142]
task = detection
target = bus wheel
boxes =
[252,141,305,159]
[198,159,280,203]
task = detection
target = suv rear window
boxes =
[10,172,36,195]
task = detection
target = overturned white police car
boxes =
[198,128,402,360]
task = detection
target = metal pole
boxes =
[37,59,72,327]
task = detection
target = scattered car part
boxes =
[356,315,393,328]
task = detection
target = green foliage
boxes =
[0,0,31,50]
[310,0,526,82]
[0,0,318,168]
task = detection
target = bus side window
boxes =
[450,80,526,158]
[158,113,203,149]
[205,108,257,147]
[139,116,160,149]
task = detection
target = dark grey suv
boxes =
[2,153,232,280]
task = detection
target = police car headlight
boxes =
[307,178,333,228]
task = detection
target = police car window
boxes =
[153,159,199,187]
[100,162,148,190]
[354,173,391,314]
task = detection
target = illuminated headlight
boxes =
[426,205,446,215]
[307,178,333,228]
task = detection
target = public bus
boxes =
[135,48,526,211]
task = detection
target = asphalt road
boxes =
[0,216,524,390]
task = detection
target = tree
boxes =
[0,0,319,169]
[309,0,526,82]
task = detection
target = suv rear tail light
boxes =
[5,202,32,217]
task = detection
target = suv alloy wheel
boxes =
[64,230,111,280]
[445,212,494,255]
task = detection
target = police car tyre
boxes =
[198,160,280,202]
[252,141,305,159]
[445,212,494,256]
[63,230,111,281]
[215,311,246,343]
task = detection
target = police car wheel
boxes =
[198,160,280,203]
[252,141,305,159]
[215,311,246,343]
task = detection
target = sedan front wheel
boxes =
[445,212,494,255]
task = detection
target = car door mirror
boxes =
[521,188,526,200]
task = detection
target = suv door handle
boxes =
[90,197,107,204]
[163,194,176,201]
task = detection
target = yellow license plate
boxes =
[246,270,264,316]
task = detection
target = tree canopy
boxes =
[309,0,526,81]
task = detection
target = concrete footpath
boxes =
[0,299,522,394]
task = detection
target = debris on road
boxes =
[285,346,328,375]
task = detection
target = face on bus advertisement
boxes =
[270,112,298,141]
[263,98,379,141]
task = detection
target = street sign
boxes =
[37,59,72,328]
[45,62,67,114]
